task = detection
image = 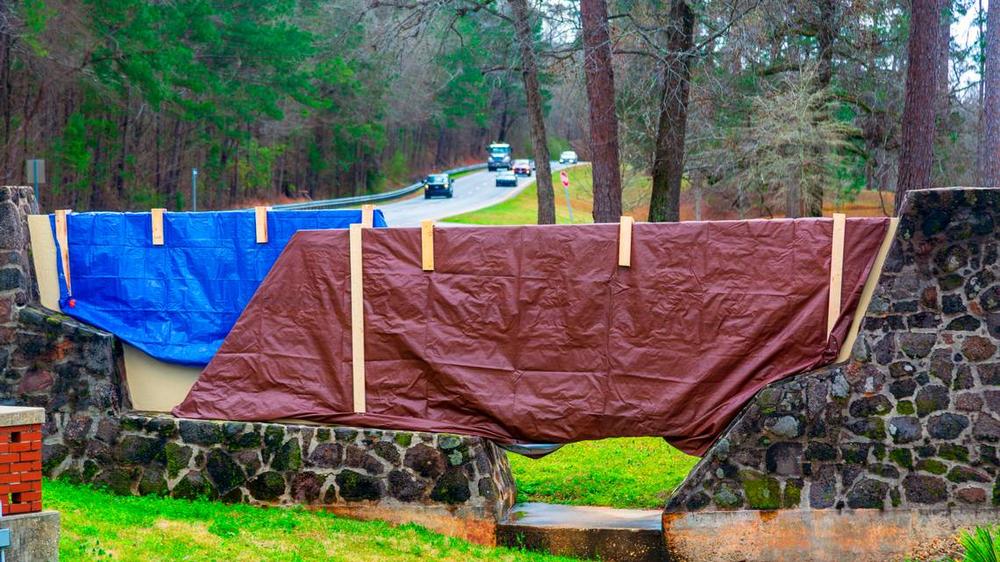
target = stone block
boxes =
[5,510,59,562]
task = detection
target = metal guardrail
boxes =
[270,163,489,210]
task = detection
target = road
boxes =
[377,162,568,227]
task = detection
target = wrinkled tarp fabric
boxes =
[174,218,889,455]
[51,209,387,366]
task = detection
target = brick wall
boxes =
[0,422,42,514]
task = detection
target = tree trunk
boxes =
[509,0,555,224]
[816,0,837,88]
[648,0,694,223]
[896,0,944,213]
[692,170,702,220]
[807,0,839,216]
[580,0,622,222]
[786,176,802,218]
[979,0,1000,185]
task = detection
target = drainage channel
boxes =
[496,502,666,561]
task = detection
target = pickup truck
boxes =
[423,173,454,199]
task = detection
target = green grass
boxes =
[506,438,699,509]
[445,164,655,225]
[46,479,578,562]
[446,164,595,225]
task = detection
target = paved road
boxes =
[378,162,569,227]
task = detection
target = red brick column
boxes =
[0,407,44,515]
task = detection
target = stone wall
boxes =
[0,186,516,544]
[664,187,1000,561]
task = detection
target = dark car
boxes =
[496,171,518,187]
[423,173,453,199]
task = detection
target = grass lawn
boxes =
[46,479,578,562]
[446,164,599,225]
[446,164,892,225]
[506,438,699,509]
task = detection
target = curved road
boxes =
[378,162,569,227]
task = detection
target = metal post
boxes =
[559,169,574,223]
[192,168,198,211]
[564,184,574,223]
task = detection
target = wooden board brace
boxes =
[349,223,366,414]
[254,206,268,244]
[618,216,634,267]
[835,217,899,363]
[54,209,72,295]
[361,204,375,228]
[151,208,166,246]
[827,213,846,338]
[421,220,434,271]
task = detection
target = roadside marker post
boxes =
[560,170,574,223]
[25,159,44,213]
[191,168,199,212]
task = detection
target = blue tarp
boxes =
[51,209,387,366]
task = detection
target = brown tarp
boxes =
[173,218,889,455]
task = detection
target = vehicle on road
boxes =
[559,151,579,164]
[423,173,453,199]
[487,142,512,171]
[512,159,532,176]
[495,171,518,187]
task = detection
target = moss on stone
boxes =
[782,482,801,508]
[872,443,886,461]
[938,444,969,462]
[271,439,302,472]
[740,471,781,510]
[394,433,413,447]
[713,484,742,509]
[916,459,948,475]
[889,448,913,469]
[165,442,193,479]
[896,400,915,415]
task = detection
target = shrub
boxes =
[961,526,999,562]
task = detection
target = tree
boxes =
[734,69,856,217]
[509,0,556,224]
[979,0,1000,186]
[580,0,623,222]
[648,0,695,222]
[896,0,945,212]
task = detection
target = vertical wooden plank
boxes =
[54,209,72,295]
[151,208,166,246]
[421,220,435,271]
[827,212,847,338]
[349,223,366,414]
[836,217,899,362]
[618,216,634,267]
[255,206,268,244]
[361,204,375,229]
